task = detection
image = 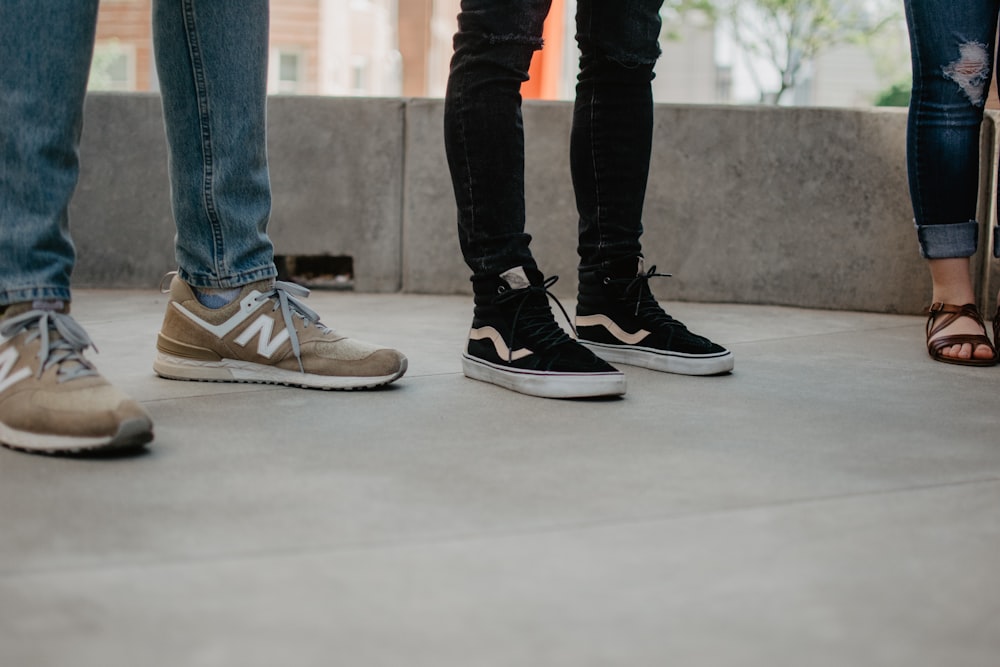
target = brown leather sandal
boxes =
[994,304,1000,355]
[926,303,998,367]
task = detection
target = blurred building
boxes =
[92,1,911,107]
[397,0,459,97]
[91,0,402,96]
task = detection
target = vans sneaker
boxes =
[154,275,407,389]
[576,257,734,376]
[463,267,625,398]
[0,303,153,455]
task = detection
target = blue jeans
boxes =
[905,0,1000,259]
[0,0,275,306]
[444,0,664,280]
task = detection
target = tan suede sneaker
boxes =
[0,303,153,455]
[154,275,407,389]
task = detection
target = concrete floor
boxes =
[1,289,997,667]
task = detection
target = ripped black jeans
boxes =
[905,0,1000,259]
[444,0,664,280]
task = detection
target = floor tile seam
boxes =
[724,323,921,347]
[2,477,997,582]
[72,292,924,317]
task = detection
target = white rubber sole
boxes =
[0,417,153,455]
[462,354,626,399]
[580,341,734,376]
[154,352,407,390]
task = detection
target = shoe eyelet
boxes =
[497,285,508,294]
[603,277,611,285]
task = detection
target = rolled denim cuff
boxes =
[915,220,978,259]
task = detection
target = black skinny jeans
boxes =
[444,0,664,280]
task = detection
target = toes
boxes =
[942,343,971,360]
[974,343,996,360]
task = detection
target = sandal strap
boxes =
[928,332,995,355]
[926,302,997,361]
[926,302,987,339]
[994,305,1000,350]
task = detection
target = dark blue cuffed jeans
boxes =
[905,0,1000,259]
[444,0,664,280]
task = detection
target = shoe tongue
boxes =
[499,266,533,290]
[2,300,69,320]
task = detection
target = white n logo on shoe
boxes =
[233,316,290,358]
[0,347,31,393]
[170,291,290,359]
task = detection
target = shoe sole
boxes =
[580,341,734,376]
[0,417,153,456]
[154,352,407,390]
[462,354,626,399]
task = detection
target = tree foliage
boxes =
[873,79,911,107]
[717,0,897,104]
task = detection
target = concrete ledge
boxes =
[268,97,405,293]
[70,94,1000,314]
[72,94,175,289]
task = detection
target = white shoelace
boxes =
[0,310,97,382]
[253,281,332,373]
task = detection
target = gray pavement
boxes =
[1,289,997,667]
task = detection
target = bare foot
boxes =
[927,306,995,361]
[926,258,995,362]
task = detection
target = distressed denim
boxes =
[0,0,275,306]
[905,0,1000,259]
[444,0,664,279]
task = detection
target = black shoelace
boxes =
[608,265,684,329]
[494,275,575,362]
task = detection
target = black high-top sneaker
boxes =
[576,257,734,376]
[463,266,626,398]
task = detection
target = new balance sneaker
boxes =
[154,275,407,389]
[462,267,625,398]
[0,303,153,455]
[576,257,734,376]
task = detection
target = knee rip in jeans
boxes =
[942,42,991,107]
[485,33,544,50]
[607,51,659,69]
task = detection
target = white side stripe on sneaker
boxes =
[170,291,269,339]
[171,291,292,359]
[575,314,650,345]
[0,347,31,393]
[469,326,533,361]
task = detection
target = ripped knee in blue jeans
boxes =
[942,41,992,107]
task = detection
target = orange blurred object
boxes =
[522,0,565,100]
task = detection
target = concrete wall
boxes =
[70,94,1000,315]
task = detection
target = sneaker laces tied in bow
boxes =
[255,280,329,374]
[0,310,98,382]
[615,265,713,344]
[615,264,672,317]
[495,275,575,362]
[607,265,684,329]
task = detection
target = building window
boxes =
[89,41,136,91]
[270,49,304,94]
